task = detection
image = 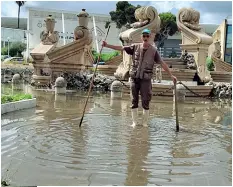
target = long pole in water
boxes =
[79,25,111,127]
[174,81,179,132]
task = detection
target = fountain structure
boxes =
[177,8,231,83]
[113,6,213,97]
[207,20,232,82]
[30,15,59,86]
[30,9,94,86]
[176,8,214,82]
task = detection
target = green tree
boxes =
[155,12,178,48]
[15,1,26,29]
[9,42,26,57]
[105,21,111,29]
[109,2,177,48]
[109,1,141,29]
[1,47,8,55]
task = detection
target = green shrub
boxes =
[1,94,33,104]
[92,49,120,63]
[206,56,215,71]
[8,42,26,57]
[1,47,8,55]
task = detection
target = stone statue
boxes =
[115,6,161,80]
[178,8,201,31]
[208,30,222,59]
[40,15,59,45]
[180,50,197,70]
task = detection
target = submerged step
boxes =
[152,80,197,86]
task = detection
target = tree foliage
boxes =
[1,47,8,55]
[155,12,178,48]
[15,1,26,29]
[109,2,178,47]
[1,42,27,57]
[105,21,111,29]
[109,1,141,29]
[10,42,27,57]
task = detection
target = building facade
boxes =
[224,23,232,64]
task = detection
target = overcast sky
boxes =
[1,1,232,24]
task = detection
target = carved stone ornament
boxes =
[178,8,201,31]
[40,15,59,45]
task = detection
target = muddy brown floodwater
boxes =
[1,85,232,186]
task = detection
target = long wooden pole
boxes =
[174,81,179,132]
[79,26,111,127]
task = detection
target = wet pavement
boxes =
[1,85,232,186]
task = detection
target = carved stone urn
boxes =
[45,15,56,33]
[40,15,59,45]
[77,9,89,28]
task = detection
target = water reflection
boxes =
[125,127,149,186]
[1,84,232,186]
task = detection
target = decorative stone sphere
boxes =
[55,77,67,88]
[111,80,123,92]
[12,74,21,83]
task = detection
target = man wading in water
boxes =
[102,29,177,127]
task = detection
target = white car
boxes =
[3,57,24,64]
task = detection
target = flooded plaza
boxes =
[1,84,232,186]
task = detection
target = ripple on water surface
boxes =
[1,92,232,186]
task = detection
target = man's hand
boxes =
[171,75,177,84]
[102,41,107,47]
[101,42,123,51]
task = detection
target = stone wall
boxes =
[206,81,232,99]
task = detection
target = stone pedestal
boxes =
[180,44,211,81]
[55,87,66,94]
[173,84,186,102]
[32,75,51,87]
[110,80,123,99]
[54,94,66,109]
